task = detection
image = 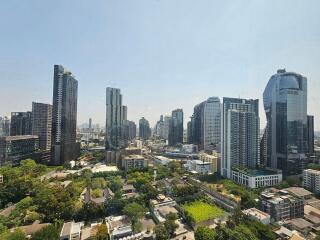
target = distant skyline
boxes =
[0,0,319,130]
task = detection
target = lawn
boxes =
[182,201,224,223]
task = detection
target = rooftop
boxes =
[286,218,313,230]
[124,155,145,160]
[1,135,38,141]
[242,208,270,220]
[91,164,119,173]
[232,167,281,176]
[283,187,313,198]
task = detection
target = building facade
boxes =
[122,155,148,171]
[32,102,52,150]
[0,135,39,166]
[139,117,151,140]
[303,169,320,193]
[10,112,32,136]
[221,98,260,178]
[189,97,221,151]
[307,115,314,155]
[52,65,78,165]
[263,69,308,176]
[168,109,183,146]
[231,168,282,189]
[0,117,10,137]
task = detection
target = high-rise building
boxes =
[10,112,32,136]
[139,117,151,140]
[127,120,136,140]
[263,69,308,176]
[154,115,166,139]
[168,109,183,146]
[32,102,52,151]
[189,97,221,150]
[105,87,128,149]
[221,98,260,178]
[51,65,78,165]
[307,115,314,154]
[89,118,92,129]
[0,117,10,137]
[163,116,171,140]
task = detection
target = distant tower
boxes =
[10,112,32,136]
[89,118,92,129]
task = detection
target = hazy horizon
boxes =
[1,0,319,130]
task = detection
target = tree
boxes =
[164,219,178,238]
[92,224,109,240]
[195,226,216,240]
[155,224,169,240]
[123,202,146,226]
[31,225,59,240]
[6,229,26,240]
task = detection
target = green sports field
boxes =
[182,201,224,223]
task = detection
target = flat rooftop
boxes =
[233,167,281,176]
[1,135,38,141]
[242,208,270,220]
[283,187,313,198]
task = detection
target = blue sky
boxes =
[0,0,319,130]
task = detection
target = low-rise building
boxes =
[150,194,178,223]
[231,168,282,189]
[199,152,218,173]
[260,189,304,222]
[303,169,320,193]
[122,155,148,171]
[60,221,84,240]
[283,187,313,201]
[242,208,271,225]
[154,156,173,166]
[106,215,133,240]
[184,160,212,174]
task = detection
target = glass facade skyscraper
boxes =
[263,69,308,176]
[168,109,183,146]
[52,65,78,165]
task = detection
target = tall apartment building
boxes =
[10,112,32,136]
[32,102,52,150]
[139,117,151,140]
[307,115,314,154]
[303,169,320,193]
[221,98,260,178]
[51,65,78,165]
[168,109,183,146]
[189,97,221,151]
[263,69,308,176]
[105,87,128,149]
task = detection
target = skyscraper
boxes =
[221,98,260,178]
[10,112,32,136]
[168,109,183,146]
[190,97,221,151]
[32,102,52,150]
[105,87,127,149]
[263,69,308,176]
[89,118,92,129]
[307,115,314,155]
[51,65,78,165]
[139,117,151,140]
[0,117,10,137]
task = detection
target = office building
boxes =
[105,87,128,149]
[0,117,10,137]
[199,152,218,173]
[184,160,212,174]
[231,168,282,189]
[189,97,221,150]
[139,117,151,140]
[307,115,314,154]
[32,102,52,150]
[221,98,260,178]
[0,135,39,165]
[163,116,171,140]
[123,120,136,141]
[10,112,32,136]
[168,109,183,146]
[263,69,308,176]
[260,189,304,222]
[122,155,148,171]
[303,169,320,193]
[52,65,78,165]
